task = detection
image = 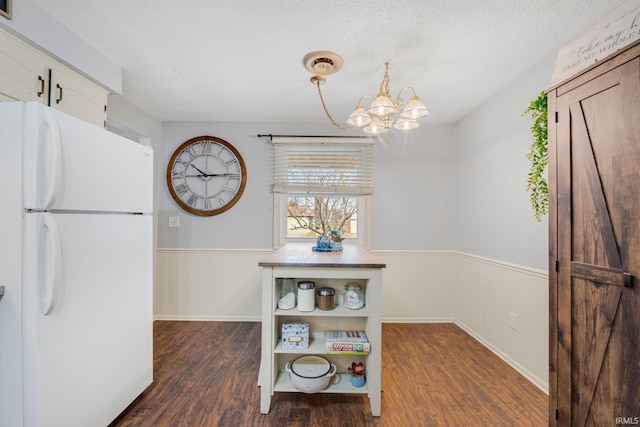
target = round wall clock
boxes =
[166,135,247,216]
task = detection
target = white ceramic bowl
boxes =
[285,355,337,393]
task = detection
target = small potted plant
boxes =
[348,361,365,387]
[330,230,344,250]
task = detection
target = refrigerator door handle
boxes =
[40,213,62,315]
[42,109,62,209]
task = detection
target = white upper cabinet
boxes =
[49,62,107,128]
[0,27,108,128]
[0,28,49,103]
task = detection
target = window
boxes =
[286,195,358,238]
[272,136,373,247]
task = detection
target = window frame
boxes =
[273,193,371,249]
[270,136,373,249]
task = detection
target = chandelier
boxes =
[304,51,430,135]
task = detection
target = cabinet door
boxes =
[0,28,49,103]
[550,55,640,426]
[50,63,107,128]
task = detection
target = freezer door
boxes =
[23,212,153,427]
[22,102,153,213]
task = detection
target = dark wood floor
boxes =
[109,321,548,427]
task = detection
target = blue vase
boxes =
[350,375,365,388]
[316,234,332,250]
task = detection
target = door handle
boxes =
[42,108,62,209]
[37,76,45,97]
[55,83,63,104]
[40,213,61,316]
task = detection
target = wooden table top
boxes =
[258,243,386,269]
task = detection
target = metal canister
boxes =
[317,287,335,310]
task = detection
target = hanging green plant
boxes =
[522,91,548,222]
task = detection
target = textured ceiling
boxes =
[34,0,623,124]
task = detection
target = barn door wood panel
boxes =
[551,54,640,426]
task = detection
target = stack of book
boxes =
[324,330,370,354]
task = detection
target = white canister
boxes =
[297,281,316,311]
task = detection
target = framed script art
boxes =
[0,0,11,20]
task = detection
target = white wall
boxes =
[454,55,554,271]
[157,122,456,250]
[371,126,456,250]
[159,121,275,249]
[451,55,556,391]
[155,121,459,335]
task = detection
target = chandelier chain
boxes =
[380,62,391,96]
[315,82,350,131]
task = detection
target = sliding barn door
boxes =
[549,50,640,426]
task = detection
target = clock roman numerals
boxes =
[202,141,212,154]
[172,170,186,179]
[210,194,228,207]
[222,185,238,196]
[184,146,198,160]
[186,193,198,207]
[174,183,188,197]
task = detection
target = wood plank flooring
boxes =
[109,322,547,427]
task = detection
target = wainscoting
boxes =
[155,249,270,321]
[154,248,548,392]
[453,252,548,392]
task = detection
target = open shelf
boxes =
[259,249,384,416]
[275,335,369,355]
[275,305,369,317]
[274,371,369,394]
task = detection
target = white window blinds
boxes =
[272,137,374,195]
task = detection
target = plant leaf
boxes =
[522,91,548,222]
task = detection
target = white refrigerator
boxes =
[0,102,154,427]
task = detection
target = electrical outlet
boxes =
[509,312,518,330]
[168,216,180,228]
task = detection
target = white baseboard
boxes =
[154,315,261,322]
[382,317,455,323]
[455,320,549,394]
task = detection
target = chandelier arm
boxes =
[358,94,373,106]
[315,81,351,131]
[396,86,417,102]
